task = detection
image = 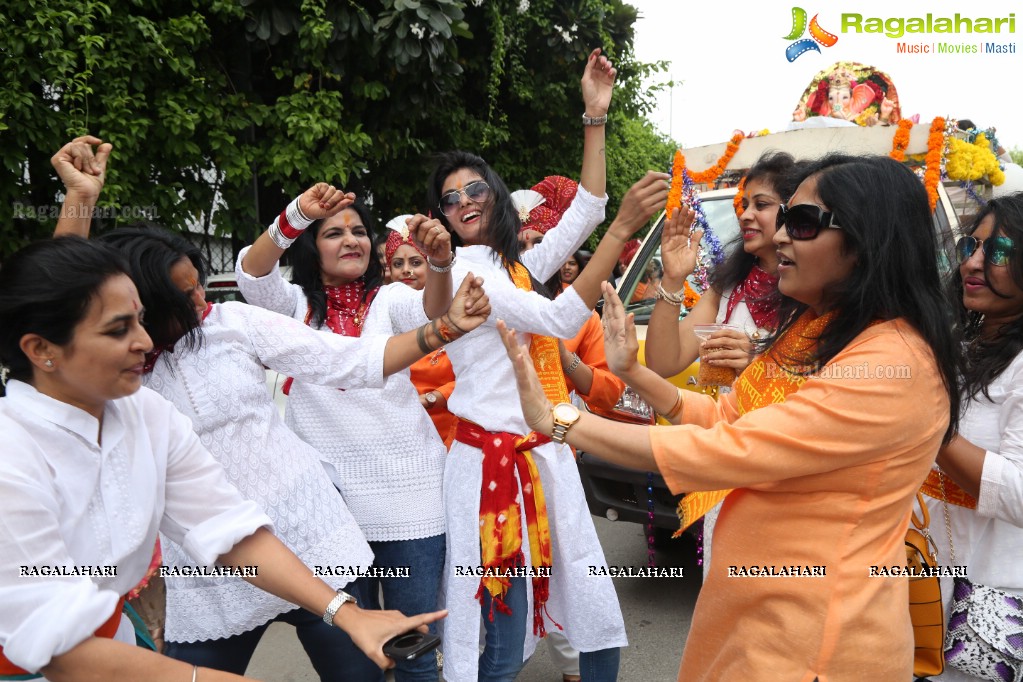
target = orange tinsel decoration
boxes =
[889,119,913,162]
[924,117,946,213]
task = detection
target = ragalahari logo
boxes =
[784,7,838,62]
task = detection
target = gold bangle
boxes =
[659,387,685,422]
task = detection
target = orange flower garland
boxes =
[688,132,745,184]
[732,176,747,219]
[683,280,700,308]
[924,116,946,213]
[666,149,684,216]
[889,119,913,162]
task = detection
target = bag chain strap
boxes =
[938,469,956,565]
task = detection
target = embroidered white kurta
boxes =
[0,381,270,675]
[423,186,627,682]
[926,351,1023,682]
[146,302,381,642]
[235,259,446,542]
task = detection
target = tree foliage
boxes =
[0,0,673,260]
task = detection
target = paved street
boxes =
[247,517,700,680]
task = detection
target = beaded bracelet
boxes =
[427,254,456,273]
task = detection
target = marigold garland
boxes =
[683,280,700,309]
[923,116,946,213]
[946,134,1006,186]
[889,119,913,162]
[665,133,745,195]
[666,150,684,216]
[732,176,747,219]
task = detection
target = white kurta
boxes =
[0,381,270,675]
[926,351,1023,682]
[146,302,381,642]
[235,260,446,542]
[425,186,627,682]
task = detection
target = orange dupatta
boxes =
[676,310,836,532]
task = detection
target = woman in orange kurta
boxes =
[498,154,964,681]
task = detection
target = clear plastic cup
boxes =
[693,324,740,386]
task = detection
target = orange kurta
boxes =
[564,311,626,416]
[410,349,457,448]
[650,319,948,682]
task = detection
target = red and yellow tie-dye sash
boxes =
[507,262,570,407]
[455,420,559,637]
[677,310,837,531]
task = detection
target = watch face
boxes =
[425,393,437,404]
[553,403,579,423]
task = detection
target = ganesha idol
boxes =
[791,62,915,127]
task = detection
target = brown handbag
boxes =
[906,491,944,677]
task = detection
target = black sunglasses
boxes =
[438,181,491,217]
[956,235,1014,267]
[776,203,842,240]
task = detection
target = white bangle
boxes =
[267,222,293,250]
[654,283,686,306]
[428,254,456,273]
[564,353,583,374]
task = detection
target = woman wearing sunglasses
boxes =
[500,153,963,681]
[236,185,465,681]
[413,48,673,682]
[924,193,1023,682]
[644,151,805,581]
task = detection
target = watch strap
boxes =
[322,589,357,626]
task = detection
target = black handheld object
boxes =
[382,631,442,661]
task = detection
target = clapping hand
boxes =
[660,206,702,283]
[51,136,112,199]
[498,320,554,435]
[407,214,453,265]
[581,47,616,118]
[297,183,356,220]
[446,273,490,334]
[600,282,641,377]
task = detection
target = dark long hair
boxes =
[99,225,208,350]
[290,201,383,328]
[949,192,1023,401]
[767,153,962,443]
[0,237,131,393]
[711,151,805,293]
[427,150,552,297]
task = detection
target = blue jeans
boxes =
[479,576,529,682]
[361,534,445,682]
[477,577,621,682]
[165,577,382,682]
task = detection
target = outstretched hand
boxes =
[600,282,641,377]
[447,272,490,334]
[609,171,670,240]
[346,606,447,669]
[660,206,702,283]
[407,214,453,265]
[51,136,112,199]
[581,47,616,117]
[498,320,554,435]
[297,183,356,220]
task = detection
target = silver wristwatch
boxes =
[581,113,608,126]
[322,589,357,626]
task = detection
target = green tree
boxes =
[0,0,671,260]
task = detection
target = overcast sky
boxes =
[629,0,1021,151]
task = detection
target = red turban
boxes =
[520,175,578,235]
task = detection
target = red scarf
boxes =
[455,420,559,637]
[323,279,378,337]
[142,303,214,373]
[724,265,779,330]
[282,280,379,395]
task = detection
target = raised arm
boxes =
[567,171,668,309]
[239,183,355,277]
[51,136,112,238]
[578,47,614,199]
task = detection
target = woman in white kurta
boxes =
[925,194,1023,681]
[0,236,444,681]
[418,49,667,679]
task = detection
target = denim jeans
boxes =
[478,576,529,682]
[579,647,620,682]
[361,534,445,682]
[165,577,383,682]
